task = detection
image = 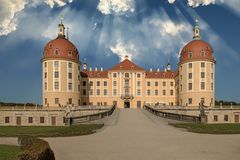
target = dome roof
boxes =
[179,40,215,64]
[42,37,79,63]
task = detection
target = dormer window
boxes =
[200,50,205,57]
[49,44,52,48]
[54,49,59,55]
[188,52,193,59]
[68,51,73,57]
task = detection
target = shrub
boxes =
[17,136,55,160]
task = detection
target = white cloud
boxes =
[0,0,26,36]
[97,0,135,15]
[0,0,73,36]
[110,39,137,61]
[168,0,176,4]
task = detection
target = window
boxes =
[68,73,72,79]
[188,98,192,104]
[180,75,183,81]
[200,50,205,57]
[54,49,59,55]
[147,81,151,87]
[83,89,86,95]
[188,83,192,90]
[125,89,129,95]
[188,63,192,68]
[137,89,141,96]
[163,90,166,96]
[68,51,72,57]
[44,82,47,90]
[162,81,166,87]
[211,73,214,80]
[40,117,44,123]
[113,89,117,96]
[188,73,192,79]
[170,90,174,96]
[104,81,107,86]
[104,89,107,96]
[68,83,72,91]
[44,62,47,68]
[113,73,117,78]
[97,81,100,86]
[147,89,150,96]
[201,82,205,90]
[125,73,129,78]
[155,82,158,87]
[82,81,86,86]
[90,81,93,86]
[55,98,59,104]
[211,83,214,90]
[5,117,9,123]
[54,72,59,78]
[155,90,158,96]
[68,62,72,68]
[97,89,100,95]
[137,81,141,87]
[137,73,141,78]
[54,61,59,67]
[113,81,117,87]
[78,85,80,91]
[89,89,93,96]
[170,82,174,87]
[69,98,72,104]
[214,115,218,122]
[201,72,205,78]
[54,82,59,90]
[125,79,129,86]
[28,117,33,123]
[211,63,214,69]
[201,62,205,68]
[44,72,47,79]
[224,115,228,122]
[180,85,182,92]
[188,52,193,58]
[44,98,47,105]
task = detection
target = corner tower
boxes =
[178,19,216,107]
[41,20,80,107]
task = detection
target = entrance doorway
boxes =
[51,117,56,126]
[16,117,21,125]
[124,101,130,108]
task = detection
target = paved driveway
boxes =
[46,109,240,160]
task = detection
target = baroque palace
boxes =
[41,19,215,108]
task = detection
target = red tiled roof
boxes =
[145,71,176,79]
[180,40,215,64]
[81,70,108,78]
[109,59,145,71]
[42,37,79,63]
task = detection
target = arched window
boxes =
[188,52,193,58]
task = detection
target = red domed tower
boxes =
[41,20,81,107]
[178,19,216,107]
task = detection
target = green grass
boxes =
[0,144,22,160]
[0,124,103,137]
[169,123,240,134]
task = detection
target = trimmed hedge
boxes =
[17,136,55,160]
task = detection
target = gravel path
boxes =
[46,109,240,160]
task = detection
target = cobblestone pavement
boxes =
[46,109,240,160]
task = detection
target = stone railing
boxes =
[144,105,201,123]
[66,105,116,125]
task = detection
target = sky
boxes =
[0,0,240,104]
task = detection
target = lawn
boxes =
[0,124,103,137]
[0,144,22,160]
[169,123,240,134]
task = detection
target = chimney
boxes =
[101,67,103,71]
[157,68,160,72]
[150,68,152,72]
[89,67,92,71]
[95,67,98,71]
